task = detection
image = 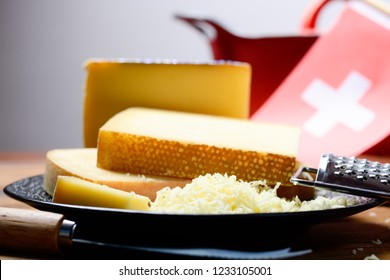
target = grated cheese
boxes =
[364,254,380,260]
[372,239,382,245]
[368,211,377,217]
[150,173,357,214]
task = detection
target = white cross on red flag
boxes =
[251,2,390,167]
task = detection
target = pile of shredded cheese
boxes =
[150,173,357,214]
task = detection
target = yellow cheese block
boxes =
[53,176,151,210]
[97,107,301,185]
[43,148,190,200]
[84,59,251,147]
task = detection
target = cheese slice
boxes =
[97,107,301,185]
[84,59,251,147]
[43,148,190,200]
[53,176,151,210]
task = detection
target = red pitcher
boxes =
[175,14,317,116]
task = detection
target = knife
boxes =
[0,207,74,255]
[0,207,311,259]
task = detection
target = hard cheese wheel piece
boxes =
[84,59,251,147]
[97,107,301,186]
[43,148,190,200]
[53,176,151,210]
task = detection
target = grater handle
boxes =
[290,166,318,188]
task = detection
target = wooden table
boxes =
[1,153,389,260]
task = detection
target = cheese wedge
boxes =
[97,107,301,186]
[53,176,151,210]
[43,148,190,200]
[84,59,251,147]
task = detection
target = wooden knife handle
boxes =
[0,207,72,254]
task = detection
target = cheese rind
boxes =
[53,176,151,210]
[84,59,251,147]
[43,148,190,200]
[97,107,301,185]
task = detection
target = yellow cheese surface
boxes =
[43,148,190,200]
[53,176,151,210]
[97,107,301,185]
[84,59,251,147]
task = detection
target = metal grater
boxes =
[290,153,390,200]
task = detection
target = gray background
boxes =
[0,0,349,152]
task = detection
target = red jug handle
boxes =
[300,0,349,33]
[301,0,390,33]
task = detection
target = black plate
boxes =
[3,175,386,253]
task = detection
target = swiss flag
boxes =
[251,2,390,167]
